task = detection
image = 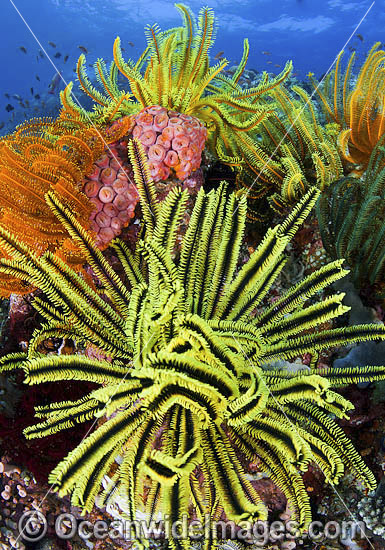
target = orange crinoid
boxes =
[0,115,129,297]
[312,43,385,173]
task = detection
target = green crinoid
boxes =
[251,83,343,212]
[1,140,385,549]
[317,135,385,292]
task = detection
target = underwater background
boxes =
[1,0,384,134]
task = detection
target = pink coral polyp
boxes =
[132,105,207,182]
[96,153,109,169]
[100,167,116,185]
[179,147,194,162]
[153,112,169,131]
[133,126,143,139]
[172,136,189,151]
[99,186,115,203]
[156,134,171,149]
[84,180,101,198]
[136,112,153,127]
[148,144,166,162]
[140,130,157,146]
[162,127,174,141]
[164,150,179,167]
[112,178,129,194]
[147,105,164,115]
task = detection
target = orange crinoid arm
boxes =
[347,45,385,169]
[0,116,115,297]
[313,43,385,173]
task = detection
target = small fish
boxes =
[38,50,44,58]
[214,51,224,59]
[274,64,281,68]
[30,87,34,95]
[59,338,75,355]
[34,94,41,100]
[19,46,27,54]
[356,33,364,42]
[48,72,62,95]
[4,93,10,99]
[64,54,69,63]
[54,52,61,59]
[48,41,56,47]
[5,104,14,112]
[128,41,134,47]
[348,46,356,52]
[25,100,30,107]
[0,122,4,130]
[78,45,88,54]
[262,51,271,55]
[292,72,299,77]
[36,75,40,81]
[12,94,22,101]
[20,102,26,108]
[266,60,273,64]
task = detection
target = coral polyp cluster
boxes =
[132,105,207,181]
[83,138,139,247]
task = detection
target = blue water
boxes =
[1,0,384,133]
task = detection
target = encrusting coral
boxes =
[1,140,385,550]
[358,491,385,537]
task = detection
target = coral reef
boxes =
[0,115,130,296]
[4,5,385,550]
[0,456,136,550]
[358,492,385,536]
